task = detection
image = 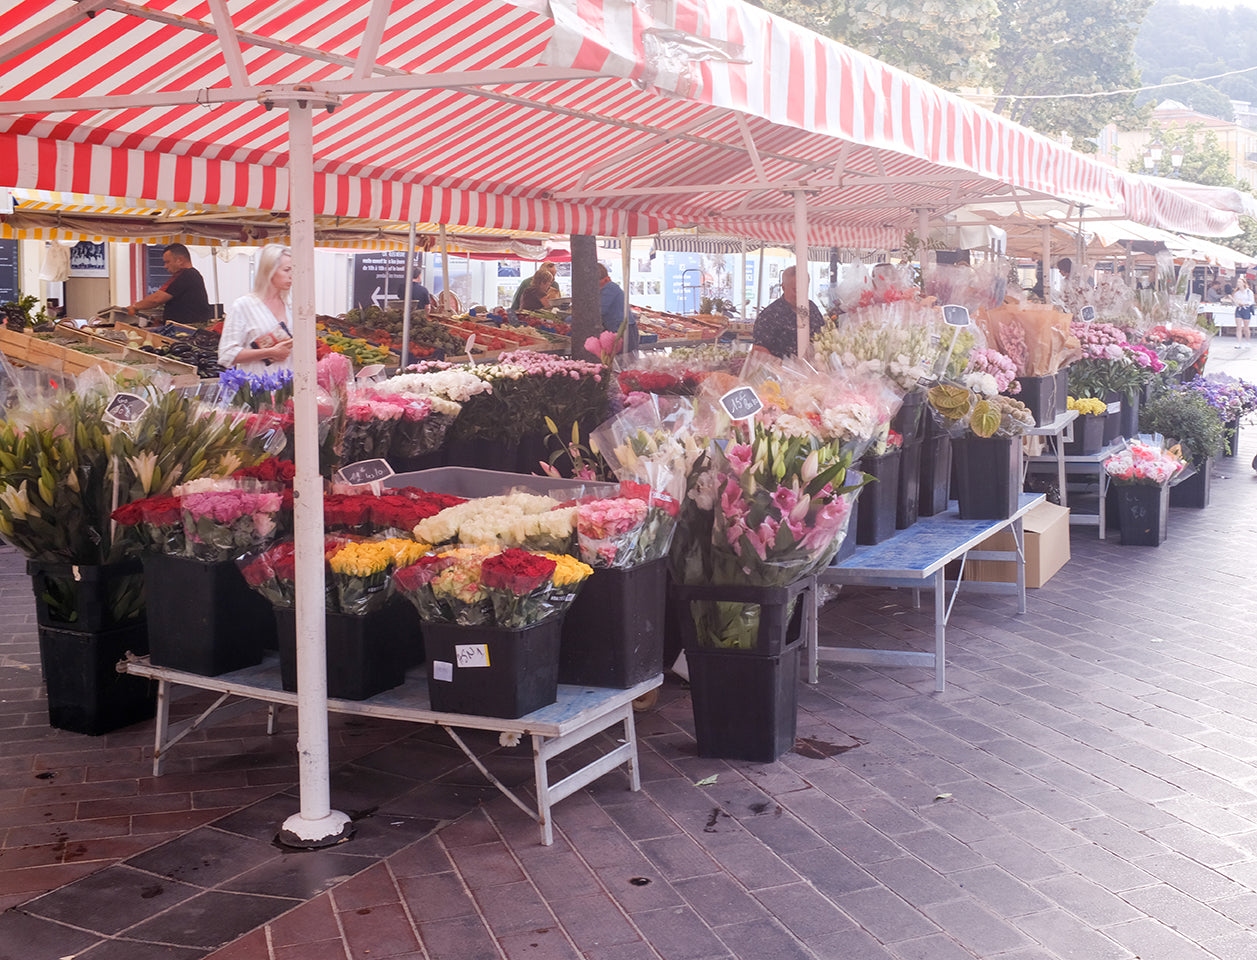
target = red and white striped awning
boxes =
[0,0,1239,245]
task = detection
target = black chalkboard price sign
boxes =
[334,458,395,486]
[104,392,150,424]
[941,304,971,326]
[1080,305,1096,322]
[719,385,763,421]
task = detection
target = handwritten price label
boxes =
[941,304,971,327]
[334,458,395,486]
[455,644,490,668]
[104,392,150,425]
[1081,305,1096,322]
[719,386,763,421]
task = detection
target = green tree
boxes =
[988,0,1154,146]
[1156,76,1234,122]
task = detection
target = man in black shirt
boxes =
[128,243,213,325]
[751,265,824,358]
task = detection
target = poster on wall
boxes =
[0,239,18,304]
[69,241,108,278]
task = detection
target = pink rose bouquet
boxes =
[1103,441,1185,486]
[181,484,283,562]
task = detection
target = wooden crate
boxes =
[0,327,199,385]
[56,325,199,381]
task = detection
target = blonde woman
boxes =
[1233,277,1254,342]
[218,244,294,373]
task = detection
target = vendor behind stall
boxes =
[128,243,213,326]
[218,244,294,375]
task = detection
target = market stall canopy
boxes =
[1,189,571,258]
[0,0,1238,250]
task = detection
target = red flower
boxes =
[138,496,183,526]
[480,549,556,595]
[111,501,147,526]
[394,554,454,590]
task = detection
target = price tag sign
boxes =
[941,304,971,326]
[719,386,763,421]
[334,458,395,486]
[104,392,150,425]
[432,660,453,682]
[1080,305,1096,322]
[465,334,476,364]
[455,644,491,668]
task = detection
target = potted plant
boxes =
[927,377,1034,520]
[1103,441,1185,545]
[1182,374,1257,458]
[1139,389,1224,508]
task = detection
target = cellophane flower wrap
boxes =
[978,301,1082,378]
[339,392,404,464]
[373,371,467,455]
[237,540,298,608]
[568,480,681,568]
[812,300,943,392]
[178,479,283,562]
[414,491,575,553]
[326,537,429,616]
[614,345,746,398]
[1145,325,1211,381]
[669,358,875,650]
[479,549,565,628]
[1103,440,1185,486]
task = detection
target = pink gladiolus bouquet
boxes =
[181,483,284,562]
[1103,441,1185,486]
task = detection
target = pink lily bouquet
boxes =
[177,478,284,562]
[1103,441,1185,487]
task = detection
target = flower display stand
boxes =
[1018,375,1058,427]
[670,578,812,762]
[1063,414,1106,456]
[560,558,667,688]
[1223,418,1240,458]
[144,554,274,676]
[951,435,1022,520]
[917,418,952,517]
[276,603,412,701]
[855,450,900,545]
[1115,483,1169,546]
[27,558,145,632]
[1169,458,1212,509]
[422,617,564,718]
[892,392,925,530]
[38,621,155,735]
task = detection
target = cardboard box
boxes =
[963,501,1071,588]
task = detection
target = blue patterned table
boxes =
[806,493,1045,691]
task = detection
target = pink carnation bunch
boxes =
[1103,441,1184,486]
[966,347,1020,394]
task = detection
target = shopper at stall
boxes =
[518,270,556,313]
[218,244,294,374]
[128,243,213,326]
[511,261,558,311]
[751,266,824,358]
[1234,277,1254,341]
[598,264,639,351]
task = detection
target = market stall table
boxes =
[1024,410,1079,507]
[804,493,1044,692]
[119,653,659,846]
[1025,442,1122,539]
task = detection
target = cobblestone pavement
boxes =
[3,351,1257,960]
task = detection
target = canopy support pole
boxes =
[739,237,747,322]
[279,99,351,850]
[1042,224,1052,300]
[756,245,765,318]
[401,220,416,370]
[917,208,930,289]
[620,231,631,355]
[793,189,808,357]
[439,225,450,312]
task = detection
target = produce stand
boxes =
[119,652,659,846]
[804,493,1044,692]
[0,326,198,383]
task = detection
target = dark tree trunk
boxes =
[569,234,600,363]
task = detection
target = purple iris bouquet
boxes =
[1184,374,1257,423]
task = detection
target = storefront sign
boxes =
[352,251,413,312]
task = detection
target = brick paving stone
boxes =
[339,901,422,958]
[710,917,813,960]
[1031,873,1143,926]
[1102,917,1219,960]
[497,926,583,960]
[629,905,732,960]
[834,885,940,944]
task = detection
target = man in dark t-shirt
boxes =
[128,243,213,326]
[752,266,824,358]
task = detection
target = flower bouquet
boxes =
[238,540,298,608]
[812,300,942,393]
[179,480,283,562]
[111,495,186,555]
[1103,440,1185,486]
[326,537,429,616]
[413,490,575,552]
[339,394,404,464]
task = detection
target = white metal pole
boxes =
[439,224,450,311]
[401,220,416,369]
[793,190,808,357]
[1042,223,1052,299]
[620,230,631,354]
[739,237,747,322]
[280,100,351,849]
[917,208,929,289]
